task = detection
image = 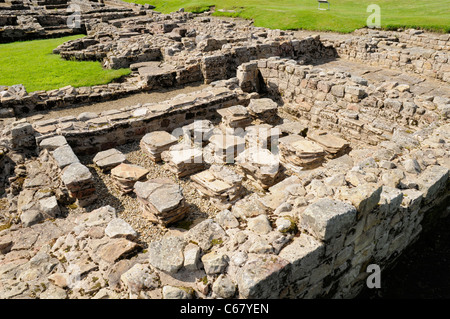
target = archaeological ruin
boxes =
[0,0,449,300]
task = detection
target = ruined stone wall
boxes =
[0,35,336,117]
[0,82,143,117]
[32,85,248,155]
[230,57,450,298]
[323,30,450,84]
[239,57,449,146]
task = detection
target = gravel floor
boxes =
[76,139,263,248]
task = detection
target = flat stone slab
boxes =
[98,238,140,264]
[93,148,126,171]
[248,98,278,114]
[140,131,178,162]
[52,145,80,169]
[307,130,350,154]
[277,120,308,136]
[105,218,137,239]
[39,135,68,152]
[134,178,187,225]
[61,162,93,188]
[111,163,149,194]
[111,163,149,181]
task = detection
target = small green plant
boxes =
[211,238,223,246]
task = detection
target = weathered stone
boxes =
[300,198,357,241]
[52,145,79,169]
[183,243,201,271]
[232,194,269,219]
[201,251,228,275]
[39,285,67,299]
[184,219,227,251]
[39,196,60,218]
[148,236,186,274]
[39,136,68,151]
[279,233,324,281]
[93,148,126,171]
[77,205,117,227]
[212,274,236,299]
[416,165,449,203]
[247,98,278,123]
[48,273,69,289]
[162,286,193,299]
[247,214,272,235]
[236,254,289,299]
[61,162,93,189]
[215,209,239,229]
[120,263,160,294]
[403,158,421,174]
[105,218,137,239]
[98,238,140,264]
[338,184,382,218]
[20,210,43,227]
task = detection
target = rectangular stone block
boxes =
[417,165,449,203]
[300,198,357,242]
[279,233,324,284]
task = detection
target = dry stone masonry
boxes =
[0,4,449,300]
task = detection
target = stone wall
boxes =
[32,84,250,155]
[238,57,449,146]
[323,29,450,84]
[0,36,335,117]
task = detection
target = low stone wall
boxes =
[33,84,250,155]
[0,35,335,117]
[237,57,449,146]
[0,82,141,117]
[324,29,450,84]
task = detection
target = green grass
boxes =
[127,0,450,33]
[0,35,131,92]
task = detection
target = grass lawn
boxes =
[0,35,131,92]
[127,0,450,33]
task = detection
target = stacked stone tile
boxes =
[61,162,97,207]
[236,147,284,190]
[93,148,126,171]
[140,131,178,162]
[247,98,279,124]
[161,143,204,178]
[307,130,350,157]
[111,163,149,194]
[279,135,326,171]
[38,135,96,207]
[208,133,246,164]
[134,178,188,226]
[190,165,244,210]
[217,105,252,130]
[181,120,215,146]
[245,124,281,150]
